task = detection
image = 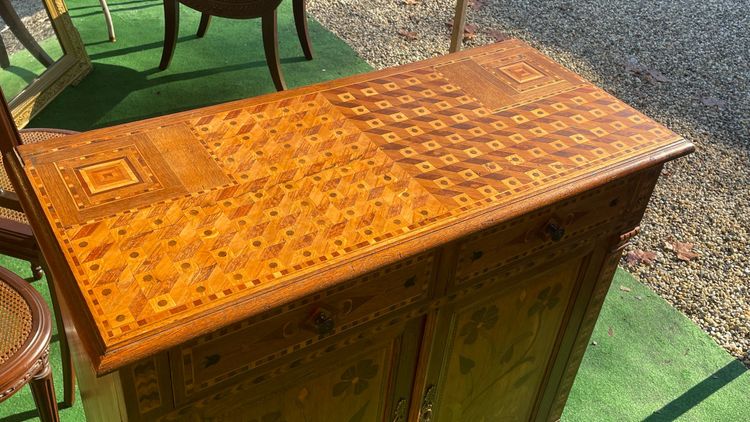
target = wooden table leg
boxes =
[449,0,469,53]
[29,358,60,422]
[45,270,76,408]
[197,13,211,38]
[292,0,312,60]
[159,0,180,70]
[262,9,287,91]
[0,0,54,67]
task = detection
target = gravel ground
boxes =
[308,0,750,365]
[0,0,55,56]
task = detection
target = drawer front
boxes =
[173,252,434,402]
[454,179,631,285]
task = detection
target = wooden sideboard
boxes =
[5,40,692,421]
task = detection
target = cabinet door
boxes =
[422,253,593,421]
[159,317,423,422]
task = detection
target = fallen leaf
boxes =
[624,249,657,266]
[397,29,418,41]
[624,57,646,74]
[463,24,478,41]
[488,29,510,42]
[647,68,670,82]
[701,96,726,107]
[665,240,700,261]
[607,327,614,337]
[635,295,643,301]
[445,21,478,41]
[619,285,631,292]
[624,57,668,83]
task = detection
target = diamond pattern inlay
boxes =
[18,39,685,352]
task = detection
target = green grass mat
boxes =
[0,38,64,100]
[563,269,750,421]
[28,0,371,130]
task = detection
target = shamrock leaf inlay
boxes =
[460,305,499,345]
[332,359,379,397]
[528,284,563,316]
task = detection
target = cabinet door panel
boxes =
[159,318,423,422]
[429,256,586,421]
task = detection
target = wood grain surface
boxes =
[16,39,693,374]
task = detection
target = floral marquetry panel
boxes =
[430,256,585,421]
[159,334,399,422]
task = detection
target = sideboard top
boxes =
[18,39,692,372]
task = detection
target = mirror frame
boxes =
[7,0,91,128]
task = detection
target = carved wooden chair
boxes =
[159,0,313,91]
[0,265,59,422]
[0,89,76,408]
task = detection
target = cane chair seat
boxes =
[0,266,59,421]
[0,278,32,365]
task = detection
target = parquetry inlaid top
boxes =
[18,40,691,372]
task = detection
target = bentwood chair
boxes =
[0,89,76,408]
[0,265,60,422]
[159,0,313,91]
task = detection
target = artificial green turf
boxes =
[0,38,63,101]
[28,0,371,130]
[2,0,749,420]
[563,270,750,421]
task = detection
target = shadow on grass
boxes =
[643,360,748,421]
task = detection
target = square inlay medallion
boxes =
[55,144,164,211]
[498,62,545,84]
[76,158,141,195]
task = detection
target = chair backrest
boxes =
[0,88,22,157]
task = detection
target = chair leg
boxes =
[197,13,211,38]
[0,0,54,67]
[159,0,180,70]
[261,10,287,91]
[29,359,60,422]
[45,271,75,408]
[30,259,44,281]
[0,35,10,69]
[99,0,116,42]
[292,0,312,60]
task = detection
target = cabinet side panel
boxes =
[541,167,662,421]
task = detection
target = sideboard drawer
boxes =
[171,252,434,402]
[454,180,631,285]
